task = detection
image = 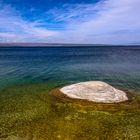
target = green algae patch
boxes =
[0,83,140,140]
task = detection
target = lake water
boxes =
[0,46,140,92]
[0,46,140,139]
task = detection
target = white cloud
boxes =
[0,2,58,42]
[0,0,140,44]
[51,0,140,44]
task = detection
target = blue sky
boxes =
[0,0,140,44]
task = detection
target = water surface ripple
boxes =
[0,46,140,93]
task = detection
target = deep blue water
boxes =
[0,46,140,92]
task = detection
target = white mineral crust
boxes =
[60,81,128,103]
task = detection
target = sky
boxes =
[0,0,140,44]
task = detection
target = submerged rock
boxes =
[60,81,128,103]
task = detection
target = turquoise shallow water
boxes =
[0,46,140,92]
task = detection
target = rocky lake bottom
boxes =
[0,83,140,140]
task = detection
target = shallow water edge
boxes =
[0,82,140,140]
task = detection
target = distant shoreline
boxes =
[0,43,140,47]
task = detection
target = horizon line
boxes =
[0,42,140,47]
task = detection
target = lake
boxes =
[0,46,140,92]
[0,46,140,139]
